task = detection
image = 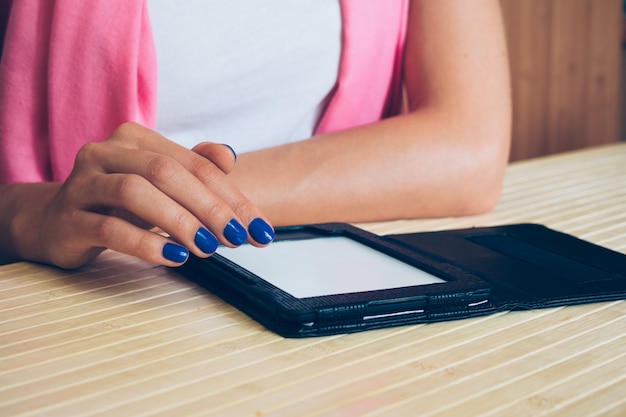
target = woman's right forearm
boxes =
[0,182,61,265]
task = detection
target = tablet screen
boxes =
[217,237,445,298]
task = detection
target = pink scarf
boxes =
[0,0,407,183]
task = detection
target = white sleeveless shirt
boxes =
[148,1,342,152]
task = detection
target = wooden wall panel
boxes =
[500,0,622,161]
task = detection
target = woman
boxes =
[0,0,511,268]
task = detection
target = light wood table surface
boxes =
[1,143,626,417]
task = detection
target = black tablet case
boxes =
[179,223,626,338]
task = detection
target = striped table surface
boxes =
[1,143,625,417]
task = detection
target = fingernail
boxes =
[248,218,275,244]
[222,144,237,161]
[162,243,189,263]
[223,219,247,246]
[194,227,218,254]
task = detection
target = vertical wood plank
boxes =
[547,0,591,154]
[500,0,552,159]
[585,0,622,146]
[499,0,622,161]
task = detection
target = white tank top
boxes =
[148,1,342,152]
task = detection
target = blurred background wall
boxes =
[499,0,623,161]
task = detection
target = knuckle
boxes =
[231,198,256,219]
[92,216,117,245]
[201,196,255,223]
[145,155,178,183]
[112,121,140,138]
[74,142,102,166]
[133,232,157,260]
[189,156,223,184]
[169,210,190,232]
[202,198,227,220]
[109,122,146,147]
[113,174,144,206]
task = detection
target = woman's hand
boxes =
[4,122,274,269]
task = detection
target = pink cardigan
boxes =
[0,0,408,183]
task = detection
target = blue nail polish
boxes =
[248,218,275,245]
[223,219,248,246]
[194,227,218,254]
[162,243,189,263]
[222,143,237,161]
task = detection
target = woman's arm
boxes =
[225,0,511,225]
[0,0,509,268]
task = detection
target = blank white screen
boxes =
[216,237,445,298]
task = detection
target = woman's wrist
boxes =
[1,182,61,265]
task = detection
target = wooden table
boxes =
[1,144,625,417]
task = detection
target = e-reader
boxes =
[178,223,626,337]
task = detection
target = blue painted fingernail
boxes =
[162,243,189,263]
[248,218,275,245]
[194,227,219,254]
[222,144,237,161]
[223,219,247,246]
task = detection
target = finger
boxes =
[46,207,190,267]
[95,123,274,246]
[84,173,223,257]
[81,211,191,266]
[179,150,275,246]
[191,142,237,174]
[109,123,234,174]
[94,146,273,247]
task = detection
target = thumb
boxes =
[191,142,237,174]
